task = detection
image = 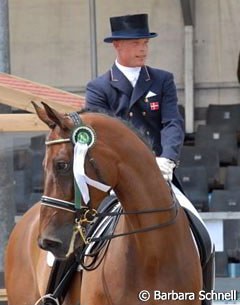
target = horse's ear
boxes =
[41,102,72,131]
[32,101,56,129]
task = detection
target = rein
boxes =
[41,194,179,245]
[41,111,179,250]
[84,201,179,245]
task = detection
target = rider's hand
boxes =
[156,157,176,181]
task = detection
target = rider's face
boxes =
[113,38,149,67]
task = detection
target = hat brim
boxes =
[104,32,158,43]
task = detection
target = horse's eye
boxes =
[55,161,70,173]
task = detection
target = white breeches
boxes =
[170,182,205,226]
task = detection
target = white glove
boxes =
[156,157,176,181]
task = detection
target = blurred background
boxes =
[0,0,240,303]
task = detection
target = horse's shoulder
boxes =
[14,202,40,233]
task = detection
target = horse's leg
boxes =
[5,241,40,305]
[5,203,81,305]
[5,204,41,305]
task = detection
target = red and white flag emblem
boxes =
[150,102,159,111]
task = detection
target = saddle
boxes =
[84,194,213,268]
[184,208,213,267]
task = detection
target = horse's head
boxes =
[33,102,120,258]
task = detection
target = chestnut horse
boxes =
[4,203,81,305]
[5,103,202,305]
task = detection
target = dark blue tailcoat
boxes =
[85,63,185,162]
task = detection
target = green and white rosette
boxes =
[71,125,96,147]
[72,126,111,207]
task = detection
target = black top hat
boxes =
[104,14,158,43]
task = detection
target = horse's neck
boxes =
[115,156,174,229]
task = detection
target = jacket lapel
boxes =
[110,63,133,98]
[129,66,153,108]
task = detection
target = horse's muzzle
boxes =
[38,236,64,256]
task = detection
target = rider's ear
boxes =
[32,101,56,129]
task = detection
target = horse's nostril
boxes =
[38,237,62,251]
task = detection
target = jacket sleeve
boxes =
[160,73,185,162]
[85,80,112,113]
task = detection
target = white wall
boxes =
[7,0,240,110]
[9,0,90,88]
[194,0,240,107]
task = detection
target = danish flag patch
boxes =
[150,102,159,111]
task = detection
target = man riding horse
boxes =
[85,13,215,305]
[5,13,215,305]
